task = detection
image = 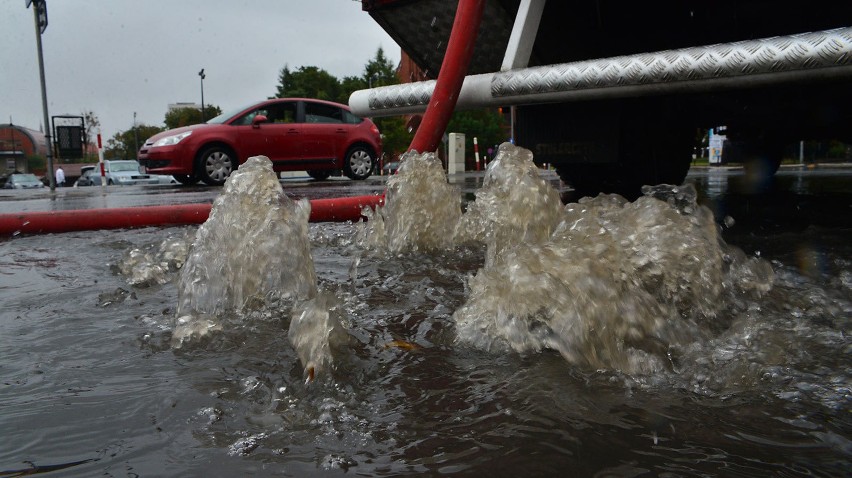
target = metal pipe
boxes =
[501,0,546,71]
[351,27,852,118]
[408,0,486,153]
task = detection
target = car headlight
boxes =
[152,131,192,147]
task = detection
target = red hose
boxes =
[0,195,383,236]
[408,0,486,153]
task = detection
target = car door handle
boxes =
[287,128,299,135]
[336,128,346,134]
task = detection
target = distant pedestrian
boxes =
[55,167,65,187]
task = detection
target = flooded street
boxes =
[0,161,849,477]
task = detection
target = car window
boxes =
[232,102,296,126]
[207,102,256,124]
[266,102,296,124]
[11,174,40,184]
[110,162,140,172]
[343,110,364,125]
[233,108,267,126]
[304,102,344,124]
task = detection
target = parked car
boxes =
[137,98,383,186]
[102,160,160,186]
[3,173,45,189]
[382,161,400,175]
[75,166,100,186]
[153,174,178,184]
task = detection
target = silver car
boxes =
[102,160,160,186]
[3,173,45,189]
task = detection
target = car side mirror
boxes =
[252,115,268,128]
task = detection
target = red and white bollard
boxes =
[97,132,106,188]
[473,137,480,171]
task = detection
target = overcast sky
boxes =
[1,0,400,141]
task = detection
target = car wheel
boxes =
[343,145,374,180]
[197,146,237,186]
[307,170,332,181]
[173,174,199,186]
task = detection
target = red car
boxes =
[138,98,382,185]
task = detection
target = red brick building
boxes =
[0,124,49,175]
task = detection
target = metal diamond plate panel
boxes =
[491,27,852,98]
[367,0,514,78]
[368,81,437,110]
[363,27,851,112]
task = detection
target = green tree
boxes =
[338,48,400,104]
[82,110,100,148]
[339,75,367,104]
[273,65,340,101]
[164,105,222,130]
[363,47,398,87]
[375,116,412,161]
[105,124,164,159]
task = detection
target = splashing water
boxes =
[457,142,564,266]
[357,150,462,254]
[169,144,775,378]
[172,156,317,346]
[357,142,775,374]
[288,291,349,382]
[116,230,193,287]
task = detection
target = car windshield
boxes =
[11,174,41,185]
[206,101,261,124]
[109,161,140,172]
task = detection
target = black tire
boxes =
[307,170,332,181]
[197,145,237,186]
[342,145,374,180]
[173,174,199,186]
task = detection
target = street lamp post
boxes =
[133,112,138,154]
[27,0,55,190]
[198,69,206,122]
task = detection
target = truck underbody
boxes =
[356,0,852,197]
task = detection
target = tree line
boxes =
[101,48,507,162]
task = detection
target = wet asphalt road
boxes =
[0,174,393,214]
[1,167,850,236]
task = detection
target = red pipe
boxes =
[0,195,383,236]
[308,195,384,222]
[408,0,486,153]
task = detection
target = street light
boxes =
[27,0,55,190]
[198,69,206,122]
[133,112,138,154]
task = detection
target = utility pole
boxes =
[28,0,55,190]
[133,112,139,154]
[198,69,206,122]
